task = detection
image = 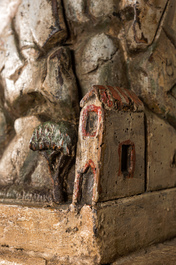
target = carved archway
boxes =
[72,159,97,205]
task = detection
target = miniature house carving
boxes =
[72,85,145,205]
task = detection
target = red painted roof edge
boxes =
[80,85,144,111]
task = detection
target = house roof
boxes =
[80,85,144,112]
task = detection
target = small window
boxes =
[86,111,98,136]
[82,105,102,137]
[118,140,135,178]
[121,145,133,176]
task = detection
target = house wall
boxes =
[73,96,104,204]
[146,110,176,191]
[99,111,145,201]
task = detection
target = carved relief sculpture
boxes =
[29,121,77,203]
[72,85,145,206]
[0,0,79,203]
[0,0,176,264]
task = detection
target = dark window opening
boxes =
[121,144,133,177]
[86,111,98,136]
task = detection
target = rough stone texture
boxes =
[0,0,176,263]
[14,0,67,51]
[0,188,176,264]
[96,188,176,264]
[0,110,7,158]
[0,116,54,202]
[81,33,117,74]
[119,0,168,51]
[128,28,176,128]
[74,35,128,96]
[41,47,79,122]
[0,248,45,265]
[0,0,21,35]
[0,204,100,264]
[0,116,40,186]
[146,109,176,191]
[112,238,176,265]
[89,0,117,18]
[101,111,145,201]
[125,0,176,128]
[0,0,79,203]
[63,0,89,23]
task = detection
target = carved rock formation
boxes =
[0,0,79,203]
[0,0,176,264]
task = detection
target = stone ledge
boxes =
[96,188,176,263]
[112,238,176,265]
[0,246,45,265]
[0,188,176,264]
[0,204,99,263]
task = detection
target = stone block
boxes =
[0,188,176,264]
[112,238,176,265]
[146,110,176,191]
[1,30,24,83]
[47,257,95,265]
[0,248,45,265]
[14,1,34,49]
[0,204,100,263]
[42,47,79,122]
[96,188,176,264]
[0,0,21,35]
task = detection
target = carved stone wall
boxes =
[0,0,175,264]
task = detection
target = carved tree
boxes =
[29,121,77,203]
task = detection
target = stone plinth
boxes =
[0,187,176,264]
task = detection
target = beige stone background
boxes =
[0,0,176,264]
[0,0,175,204]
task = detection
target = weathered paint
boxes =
[29,121,77,204]
[72,159,97,204]
[80,85,144,111]
[74,85,144,205]
[81,105,102,137]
